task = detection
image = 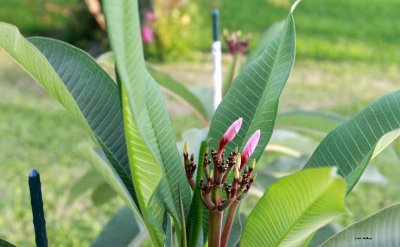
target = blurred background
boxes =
[1,0,400,246]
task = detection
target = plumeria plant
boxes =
[1,0,400,246]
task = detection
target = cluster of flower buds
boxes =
[223,29,252,55]
[183,118,260,211]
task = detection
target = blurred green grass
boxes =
[1,0,400,246]
[196,0,400,63]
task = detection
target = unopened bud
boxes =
[234,164,240,180]
[236,154,241,169]
[250,159,256,170]
[208,170,213,180]
[184,142,189,154]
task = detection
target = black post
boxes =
[28,169,48,247]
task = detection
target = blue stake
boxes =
[29,169,48,247]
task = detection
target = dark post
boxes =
[28,169,48,247]
[213,9,220,42]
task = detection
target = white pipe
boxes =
[212,40,222,110]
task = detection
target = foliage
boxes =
[145,0,203,61]
[321,204,400,246]
[1,0,400,246]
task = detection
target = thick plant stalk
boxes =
[209,185,223,246]
[209,210,223,247]
[221,200,239,247]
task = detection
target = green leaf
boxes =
[207,12,296,163]
[0,239,16,247]
[91,182,117,205]
[276,110,346,139]
[82,146,141,223]
[68,168,104,203]
[28,37,138,202]
[179,190,187,247]
[0,23,139,209]
[147,63,209,125]
[121,86,166,245]
[371,128,400,159]
[308,224,339,247]
[246,20,286,64]
[91,206,147,247]
[321,204,400,246]
[186,141,207,247]
[103,0,191,226]
[304,91,400,193]
[241,168,346,247]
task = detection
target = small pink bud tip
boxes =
[240,130,261,170]
[217,118,243,160]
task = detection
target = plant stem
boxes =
[209,184,223,247]
[209,209,223,247]
[223,53,239,95]
[221,200,239,247]
[188,178,195,191]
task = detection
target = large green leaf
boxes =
[321,203,400,246]
[91,206,147,247]
[276,110,346,139]
[0,23,139,212]
[241,168,346,247]
[28,37,137,201]
[103,0,191,227]
[122,86,166,245]
[207,11,296,163]
[304,91,400,192]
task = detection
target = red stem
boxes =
[221,200,239,247]
[209,210,223,247]
[188,179,195,191]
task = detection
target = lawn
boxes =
[1,0,400,246]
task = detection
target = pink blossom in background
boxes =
[141,26,154,43]
[145,11,155,22]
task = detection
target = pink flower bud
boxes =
[240,130,261,170]
[141,26,154,44]
[217,118,243,160]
